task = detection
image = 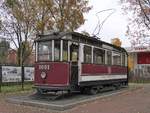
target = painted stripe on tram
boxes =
[80,75,127,82]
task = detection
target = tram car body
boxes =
[34,32,128,94]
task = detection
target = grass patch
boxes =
[0,83,34,93]
[129,79,150,83]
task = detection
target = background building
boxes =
[126,46,150,81]
[6,49,35,65]
[0,37,35,65]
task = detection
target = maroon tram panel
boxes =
[81,64,127,75]
[34,62,70,86]
[81,64,108,75]
[111,66,127,74]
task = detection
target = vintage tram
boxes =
[34,32,128,94]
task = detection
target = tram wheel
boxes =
[36,89,42,95]
[80,88,86,94]
[36,88,47,95]
[89,87,99,95]
[114,83,121,90]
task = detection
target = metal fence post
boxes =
[21,65,24,90]
[0,65,2,92]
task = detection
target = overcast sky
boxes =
[0,0,131,48]
[77,0,131,47]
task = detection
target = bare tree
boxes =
[0,0,91,65]
[121,0,150,46]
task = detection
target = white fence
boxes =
[129,64,150,80]
[1,66,34,83]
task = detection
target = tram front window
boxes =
[54,41,60,61]
[38,41,52,61]
[63,41,68,61]
[113,52,121,65]
[70,44,78,62]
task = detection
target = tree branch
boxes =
[138,0,150,29]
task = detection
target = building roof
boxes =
[126,46,150,53]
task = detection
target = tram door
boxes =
[70,43,79,87]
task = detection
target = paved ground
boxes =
[7,87,129,111]
[0,84,150,113]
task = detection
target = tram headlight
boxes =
[41,72,47,79]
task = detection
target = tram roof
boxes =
[35,31,127,53]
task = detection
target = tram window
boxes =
[72,51,78,62]
[38,41,52,61]
[93,48,105,64]
[63,41,68,61]
[54,41,60,61]
[84,46,92,63]
[107,51,112,65]
[125,54,128,66]
[122,53,125,66]
[70,44,78,62]
[113,52,121,65]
